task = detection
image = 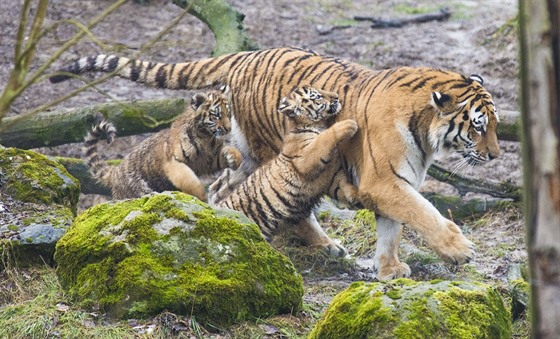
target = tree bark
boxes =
[519,0,560,337]
[0,98,186,149]
[172,0,257,56]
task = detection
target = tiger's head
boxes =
[278,85,342,128]
[430,74,500,165]
[192,85,232,138]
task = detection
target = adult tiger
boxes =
[50,47,500,280]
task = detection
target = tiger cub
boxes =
[213,86,358,240]
[85,87,242,201]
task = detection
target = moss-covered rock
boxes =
[54,191,304,325]
[0,147,80,213]
[309,279,511,339]
[1,147,79,267]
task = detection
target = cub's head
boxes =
[191,85,231,138]
[278,85,342,129]
[430,74,500,165]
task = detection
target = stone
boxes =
[54,191,304,325]
[0,147,79,267]
[309,279,512,338]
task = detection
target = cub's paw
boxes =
[311,240,348,258]
[430,222,475,265]
[333,119,358,141]
[222,146,242,170]
[209,169,233,204]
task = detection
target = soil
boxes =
[0,0,525,336]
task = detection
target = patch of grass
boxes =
[327,18,359,27]
[323,209,377,257]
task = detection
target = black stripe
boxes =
[389,162,412,186]
[411,76,436,91]
[155,65,167,88]
[130,60,140,81]
[408,113,427,166]
[107,56,119,72]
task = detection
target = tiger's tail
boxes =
[84,119,117,185]
[48,52,248,89]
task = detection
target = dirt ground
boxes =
[1,0,526,336]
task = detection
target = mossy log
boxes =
[172,0,257,56]
[0,98,186,149]
[497,110,520,141]
[427,163,522,201]
[50,156,113,196]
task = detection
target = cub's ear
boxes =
[220,85,231,96]
[431,91,453,112]
[278,97,300,118]
[191,92,207,109]
[469,74,484,85]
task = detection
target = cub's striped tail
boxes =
[49,53,234,89]
[84,119,116,183]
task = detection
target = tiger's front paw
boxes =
[429,221,475,265]
[333,119,358,141]
[374,260,411,281]
[222,146,242,170]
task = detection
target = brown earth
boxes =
[0,0,526,336]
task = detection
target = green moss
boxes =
[310,280,512,338]
[7,225,18,231]
[385,289,402,300]
[55,192,303,326]
[309,282,392,339]
[0,148,80,214]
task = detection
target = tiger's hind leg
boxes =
[373,217,411,280]
[294,214,348,258]
[164,160,207,202]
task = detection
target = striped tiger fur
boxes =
[84,87,242,201]
[51,47,500,280]
[214,86,358,240]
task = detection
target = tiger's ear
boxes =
[191,92,207,110]
[431,91,453,113]
[278,97,301,118]
[469,74,484,85]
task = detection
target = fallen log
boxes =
[427,163,522,201]
[0,98,186,149]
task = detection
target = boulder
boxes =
[309,279,511,338]
[0,147,80,267]
[54,191,304,325]
[0,147,80,213]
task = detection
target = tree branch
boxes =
[172,0,258,55]
[355,8,451,29]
